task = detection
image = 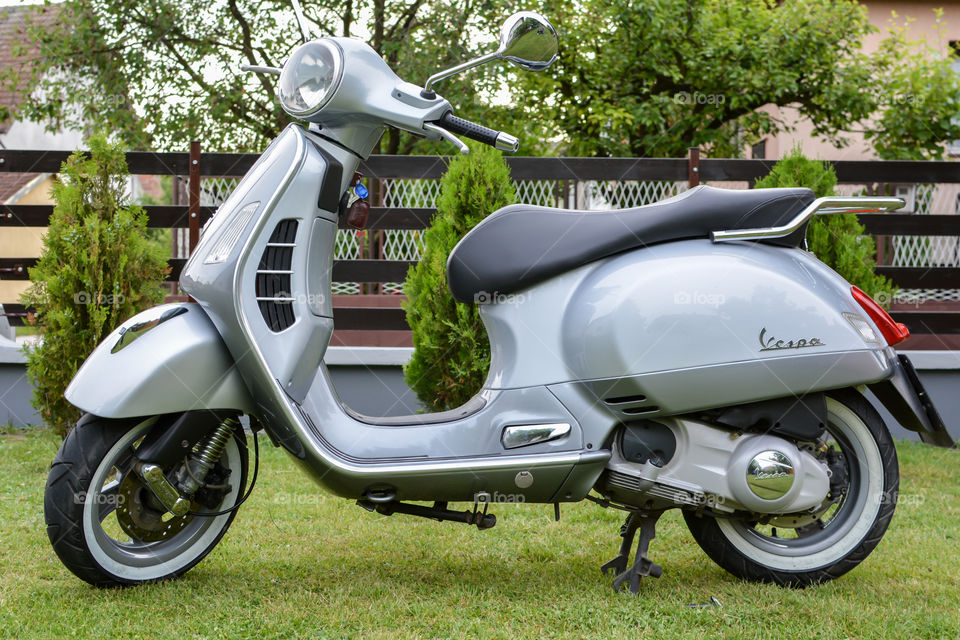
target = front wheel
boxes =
[684,390,899,587]
[44,414,248,586]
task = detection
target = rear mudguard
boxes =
[64,303,254,419]
[868,352,955,448]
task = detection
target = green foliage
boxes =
[521,0,960,158]
[6,1,547,154]
[10,2,960,159]
[867,8,960,160]
[20,134,168,436]
[755,148,895,303]
[402,144,515,411]
[2,432,959,637]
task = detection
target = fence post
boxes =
[188,140,201,253]
[687,146,700,188]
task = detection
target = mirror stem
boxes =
[422,51,500,98]
[290,0,312,43]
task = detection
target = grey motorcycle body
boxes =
[66,122,920,505]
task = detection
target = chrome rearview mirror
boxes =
[498,11,559,71]
[421,11,558,97]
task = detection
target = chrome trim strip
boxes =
[110,306,188,354]
[711,196,904,243]
[502,422,571,449]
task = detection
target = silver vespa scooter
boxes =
[45,7,954,591]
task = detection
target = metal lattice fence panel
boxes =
[581,180,689,209]
[381,179,442,209]
[380,229,423,294]
[888,184,960,303]
[334,229,365,295]
[515,180,560,206]
[378,179,437,293]
[203,173,960,304]
[200,177,240,207]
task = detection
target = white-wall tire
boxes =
[683,390,898,586]
[44,414,247,587]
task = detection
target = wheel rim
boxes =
[81,418,244,580]
[716,397,886,571]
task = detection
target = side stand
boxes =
[599,510,664,594]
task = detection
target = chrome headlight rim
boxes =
[278,39,344,119]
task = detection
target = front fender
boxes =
[65,303,254,418]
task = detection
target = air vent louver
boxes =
[256,219,298,332]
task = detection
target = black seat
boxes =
[446,185,814,303]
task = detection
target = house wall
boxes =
[0,118,84,151]
[0,175,51,303]
[761,1,960,161]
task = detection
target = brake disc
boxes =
[115,473,195,543]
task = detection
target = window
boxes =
[751,139,767,160]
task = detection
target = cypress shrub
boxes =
[755,147,895,304]
[402,144,515,411]
[21,134,168,436]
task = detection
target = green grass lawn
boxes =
[1,428,958,639]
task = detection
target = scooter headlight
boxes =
[278,40,343,118]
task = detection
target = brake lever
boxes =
[240,65,281,76]
[423,122,469,155]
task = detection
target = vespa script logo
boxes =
[754,470,792,480]
[758,327,826,352]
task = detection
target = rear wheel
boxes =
[44,414,248,586]
[684,390,898,587]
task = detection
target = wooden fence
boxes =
[2,147,959,336]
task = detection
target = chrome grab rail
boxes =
[711,196,905,243]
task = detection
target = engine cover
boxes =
[725,435,830,513]
[601,418,831,514]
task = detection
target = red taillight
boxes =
[850,286,910,346]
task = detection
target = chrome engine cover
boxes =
[601,418,831,515]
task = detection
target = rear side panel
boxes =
[481,240,890,400]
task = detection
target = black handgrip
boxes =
[436,112,501,147]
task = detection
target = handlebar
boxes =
[434,112,519,152]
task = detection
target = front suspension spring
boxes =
[195,417,237,467]
[178,417,239,495]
